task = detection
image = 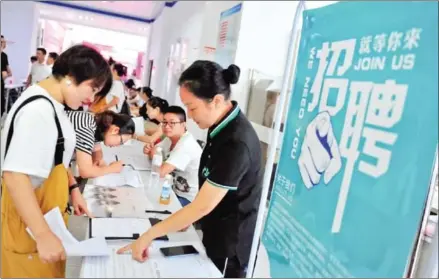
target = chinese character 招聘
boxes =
[308,39,356,114]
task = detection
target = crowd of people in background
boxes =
[1,39,262,279]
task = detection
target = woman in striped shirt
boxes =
[67,110,135,178]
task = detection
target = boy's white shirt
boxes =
[158,131,202,202]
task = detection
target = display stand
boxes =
[247,1,438,278]
[246,1,306,277]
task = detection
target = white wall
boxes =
[67,24,147,52]
[149,1,205,141]
[1,1,39,82]
[149,1,205,100]
[233,1,300,114]
[149,1,242,142]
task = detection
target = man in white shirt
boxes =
[143,106,202,206]
[26,47,51,87]
[105,63,125,113]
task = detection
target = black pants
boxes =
[1,80,5,116]
[211,256,247,278]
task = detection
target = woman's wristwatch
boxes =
[69,183,80,194]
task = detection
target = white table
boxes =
[78,143,222,278]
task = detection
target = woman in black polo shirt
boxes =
[118,61,262,278]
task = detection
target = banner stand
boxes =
[247,1,438,278]
[246,1,306,277]
[408,149,438,277]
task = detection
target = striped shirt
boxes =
[66,111,97,155]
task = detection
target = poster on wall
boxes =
[214,3,242,68]
[258,1,438,278]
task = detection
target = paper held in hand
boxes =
[26,207,110,257]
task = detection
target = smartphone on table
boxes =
[160,245,199,257]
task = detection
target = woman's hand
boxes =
[108,161,124,173]
[117,232,153,262]
[71,188,93,217]
[143,143,154,155]
[35,230,66,264]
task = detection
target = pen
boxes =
[115,155,119,161]
[145,210,172,215]
[123,164,135,170]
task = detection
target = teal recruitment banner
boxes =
[260,1,438,278]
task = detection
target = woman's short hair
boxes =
[147,96,168,112]
[94,111,135,141]
[52,45,112,98]
[178,60,240,101]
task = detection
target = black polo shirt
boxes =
[1,51,9,87]
[199,101,262,265]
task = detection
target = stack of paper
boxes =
[27,207,110,257]
[90,218,151,238]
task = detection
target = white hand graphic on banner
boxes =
[298,112,342,189]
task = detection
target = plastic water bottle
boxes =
[160,174,173,205]
[149,147,163,190]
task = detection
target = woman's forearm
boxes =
[78,164,114,178]
[3,172,52,237]
[92,149,103,164]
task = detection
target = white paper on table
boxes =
[90,218,151,238]
[26,207,110,257]
[101,140,150,170]
[149,254,219,278]
[94,167,143,188]
[123,155,152,171]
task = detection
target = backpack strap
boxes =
[5,95,65,166]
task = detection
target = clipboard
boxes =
[89,218,168,241]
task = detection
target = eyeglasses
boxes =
[161,121,183,128]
